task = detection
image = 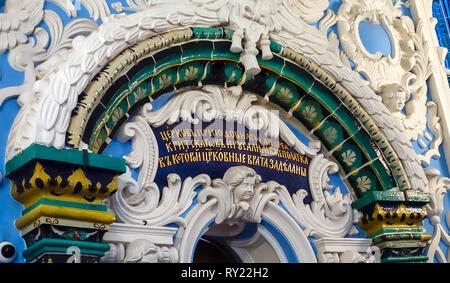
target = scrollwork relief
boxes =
[197,166,280,225]
[2,0,429,200]
[425,169,450,263]
[1,0,448,262]
[337,0,435,144]
[102,240,178,263]
[108,85,358,241]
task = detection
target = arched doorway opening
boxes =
[193,237,241,263]
[191,221,292,263]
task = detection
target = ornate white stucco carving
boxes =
[103,85,362,262]
[337,0,433,141]
[173,167,317,262]
[101,222,178,263]
[314,238,380,263]
[0,10,98,106]
[335,0,448,182]
[0,0,44,54]
[424,169,450,263]
[2,0,429,197]
[1,0,447,263]
[275,154,361,238]
[408,0,450,173]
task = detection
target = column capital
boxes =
[6,144,126,263]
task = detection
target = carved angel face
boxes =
[391,90,406,112]
[223,166,260,204]
[380,83,407,113]
[233,175,256,202]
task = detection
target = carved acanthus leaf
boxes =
[0,0,44,54]
[3,0,428,198]
[337,0,434,142]
[109,169,210,227]
[273,154,359,238]
[425,169,450,263]
[123,239,178,263]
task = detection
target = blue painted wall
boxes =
[0,0,448,263]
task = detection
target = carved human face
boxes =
[390,89,406,112]
[381,85,406,113]
[233,176,256,202]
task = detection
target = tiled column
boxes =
[5,144,125,263]
[353,189,432,263]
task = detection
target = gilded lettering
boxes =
[165,142,173,152]
[159,157,166,168]
[202,152,210,163]
[212,152,218,162]
[301,166,306,176]
[160,130,171,141]
[261,156,268,168]
[195,152,201,162]
[165,156,172,166]
[172,154,179,165]
[254,155,260,166]
[228,152,234,163]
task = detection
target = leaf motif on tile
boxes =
[341,150,357,167]
[356,176,372,193]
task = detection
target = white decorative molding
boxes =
[0,1,103,106]
[417,101,443,167]
[0,0,44,54]
[66,246,81,263]
[225,225,288,263]
[3,0,428,197]
[116,104,160,187]
[275,154,361,238]
[407,1,450,261]
[314,238,380,263]
[407,0,450,172]
[424,169,450,263]
[110,169,208,227]
[108,165,319,262]
[104,85,363,262]
[173,170,317,263]
[101,223,178,263]
[337,0,434,142]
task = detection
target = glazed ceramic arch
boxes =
[64,27,407,201]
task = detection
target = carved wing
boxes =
[270,0,330,56]
[0,0,44,53]
[284,0,330,24]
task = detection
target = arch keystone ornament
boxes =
[2,0,435,263]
